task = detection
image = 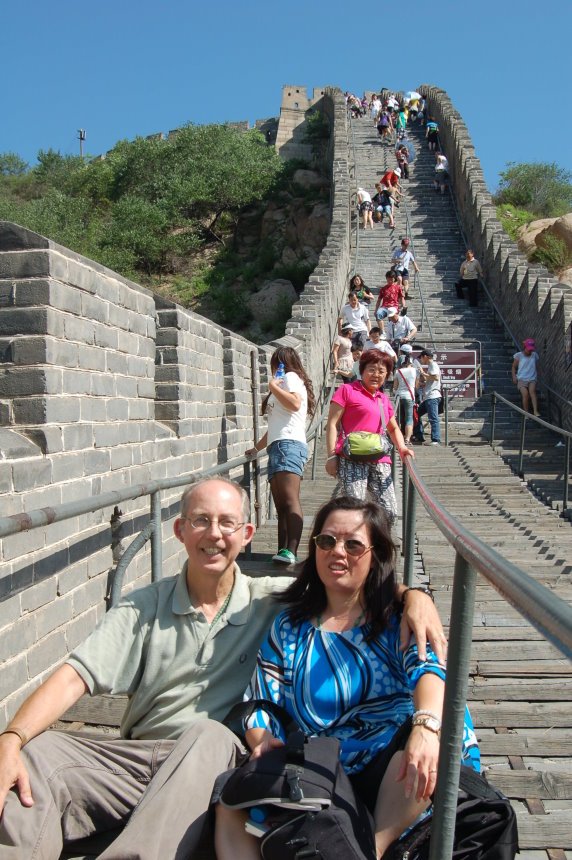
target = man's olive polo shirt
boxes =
[67,564,292,740]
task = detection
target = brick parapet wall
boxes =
[0,86,353,724]
[420,85,572,427]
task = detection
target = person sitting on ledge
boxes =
[0,478,446,860]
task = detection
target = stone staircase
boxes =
[350,116,524,437]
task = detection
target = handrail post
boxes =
[428,551,477,860]
[403,467,417,586]
[150,490,162,583]
[563,436,570,513]
[311,434,319,481]
[444,389,449,447]
[490,393,496,446]
[250,349,263,528]
[243,462,253,558]
[517,414,526,478]
[401,460,409,555]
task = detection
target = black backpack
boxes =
[222,700,376,860]
[384,765,518,860]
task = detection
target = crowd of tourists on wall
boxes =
[0,86,530,860]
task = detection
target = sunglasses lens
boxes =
[345,540,367,555]
[315,535,368,555]
[315,535,336,550]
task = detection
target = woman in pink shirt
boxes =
[325,350,413,523]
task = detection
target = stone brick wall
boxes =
[0,87,353,725]
[420,85,572,428]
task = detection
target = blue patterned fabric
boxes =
[246,611,480,775]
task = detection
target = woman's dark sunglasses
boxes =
[313,535,372,556]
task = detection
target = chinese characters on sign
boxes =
[413,350,478,398]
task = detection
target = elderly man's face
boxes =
[174,481,254,583]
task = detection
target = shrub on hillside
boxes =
[530,233,572,272]
[496,204,536,241]
[494,162,572,218]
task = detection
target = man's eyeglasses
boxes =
[181,516,245,534]
[313,535,373,556]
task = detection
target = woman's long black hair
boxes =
[277,496,398,639]
[349,273,368,292]
[261,346,316,417]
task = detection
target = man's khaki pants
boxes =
[0,719,243,859]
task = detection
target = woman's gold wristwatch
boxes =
[411,714,441,738]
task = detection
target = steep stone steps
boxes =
[351,119,519,425]
[349,115,572,855]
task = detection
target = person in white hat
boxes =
[379,167,402,203]
[384,307,417,351]
[393,343,418,445]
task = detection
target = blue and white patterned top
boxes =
[246,610,480,775]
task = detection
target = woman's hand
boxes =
[396,725,439,801]
[325,456,339,478]
[399,446,415,461]
[245,448,258,459]
[250,734,285,760]
[399,590,447,664]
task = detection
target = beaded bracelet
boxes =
[412,709,441,723]
[401,586,434,606]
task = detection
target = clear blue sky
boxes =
[2,0,571,192]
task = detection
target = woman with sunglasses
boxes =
[325,349,413,524]
[215,496,479,859]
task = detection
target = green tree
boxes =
[0,153,28,176]
[494,162,572,218]
[33,149,86,194]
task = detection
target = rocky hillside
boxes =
[517,212,572,287]
[193,167,330,342]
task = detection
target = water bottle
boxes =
[274,362,286,383]
[245,805,270,837]
[249,806,269,823]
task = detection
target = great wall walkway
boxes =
[1,87,571,859]
[57,116,572,859]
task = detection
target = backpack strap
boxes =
[377,395,388,435]
[397,368,415,401]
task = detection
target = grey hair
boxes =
[179,477,251,521]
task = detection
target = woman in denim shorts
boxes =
[246,347,315,566]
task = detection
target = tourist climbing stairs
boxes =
[351,113,521,437]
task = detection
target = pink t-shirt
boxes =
[332,381,394,464]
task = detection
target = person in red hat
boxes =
[512,338,540,416]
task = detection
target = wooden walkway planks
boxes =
[412,440,572,856]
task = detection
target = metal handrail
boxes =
[489,390,571,511]
[400,187,436,351]
[401,454,572,860]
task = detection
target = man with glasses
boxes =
[0,478,445,859]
